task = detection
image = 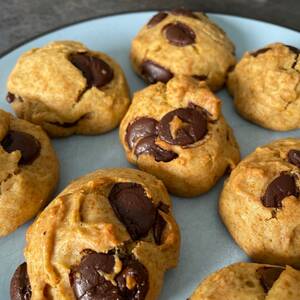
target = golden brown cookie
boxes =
[220,138,300,267]
[130,9,236,91]
[15,168,180,300]
[188,262,300,300]
[0,109,59,237]
[119,75,240,197]
[227,43,300,131]
[7,40,130,137]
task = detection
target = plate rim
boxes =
[1,9,300,60]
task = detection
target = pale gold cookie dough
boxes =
[24,168,180,300]
[119,76,240,197]
[0,109,59,237]
[188,262,300,300]
[7,40,130,137]
[220,138,300,267]
[227,43,300,131]
[131,9,236,91]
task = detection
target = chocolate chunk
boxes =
[147,12,168,28]
[134,136,178,162]
[108,183,156,240]
[257,266,284,293]
[153,212,166,245]
[125,117,159,149]
[163,22,196,47]
[70,53,113,88]
[115,258,149,300]
[141,60,173,84]
[192,75,207,81]
[70,251,122,300]
[251,47,271,57]
[6,92,15,103]
[158,107,207,146]
[261,173,298,208]
[1,130,41,165]
[10,263,32,300]
[170,8,198,19]
[288,149,300,167]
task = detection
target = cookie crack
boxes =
[47,113,90,129]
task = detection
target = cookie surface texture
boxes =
[23,168,180,300]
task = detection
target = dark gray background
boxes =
[0,0,299,55]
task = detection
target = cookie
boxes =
[14,168,180,300]
[227,43,300,131]
[7,40,130,137]
[131,9,236,91]
[0,109,59,237]
[188,262,300,300]
[119,75,240,197]
[220,138,300,267]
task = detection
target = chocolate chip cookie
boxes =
[0,109,59,237]
[7,40,130,137]
[119,76,240,197]
[16,168,179,299]
[188,262,300,300]
[227,43,300,131]
[220,138,300,267]
[131,9,236,91]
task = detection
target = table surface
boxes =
[0,0,300,55]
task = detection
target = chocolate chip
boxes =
[257,266,284,293]
[163,22,196,47]
[125,118,159,150]
[251,47,271,57]
[261,173,298,208]
[192,75,207,81]
[170,8,198,19]
[153,212,166,245]
[288,149,300,167]
[70,53,114,88]
[108,183,156,240]
[70,251,122,300]
[6,92,15,103]
[141,60,173,84]
[115,258,149,300]
[135,136,178,162]
[158,107,207,146]
[147,12,168,28]
[10,263,31,300]
[1,130,41,165]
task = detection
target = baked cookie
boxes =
[7,40,130,137]
[119,76,240,197]
[220,138,300,267]
[188,262,300,300]
[131,9,236,91]
[227,43,300,131]
[0,109,59,237]
[12,168,179,300]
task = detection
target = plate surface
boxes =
[1,11,300,299]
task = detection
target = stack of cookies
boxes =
[1,8,300,300]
